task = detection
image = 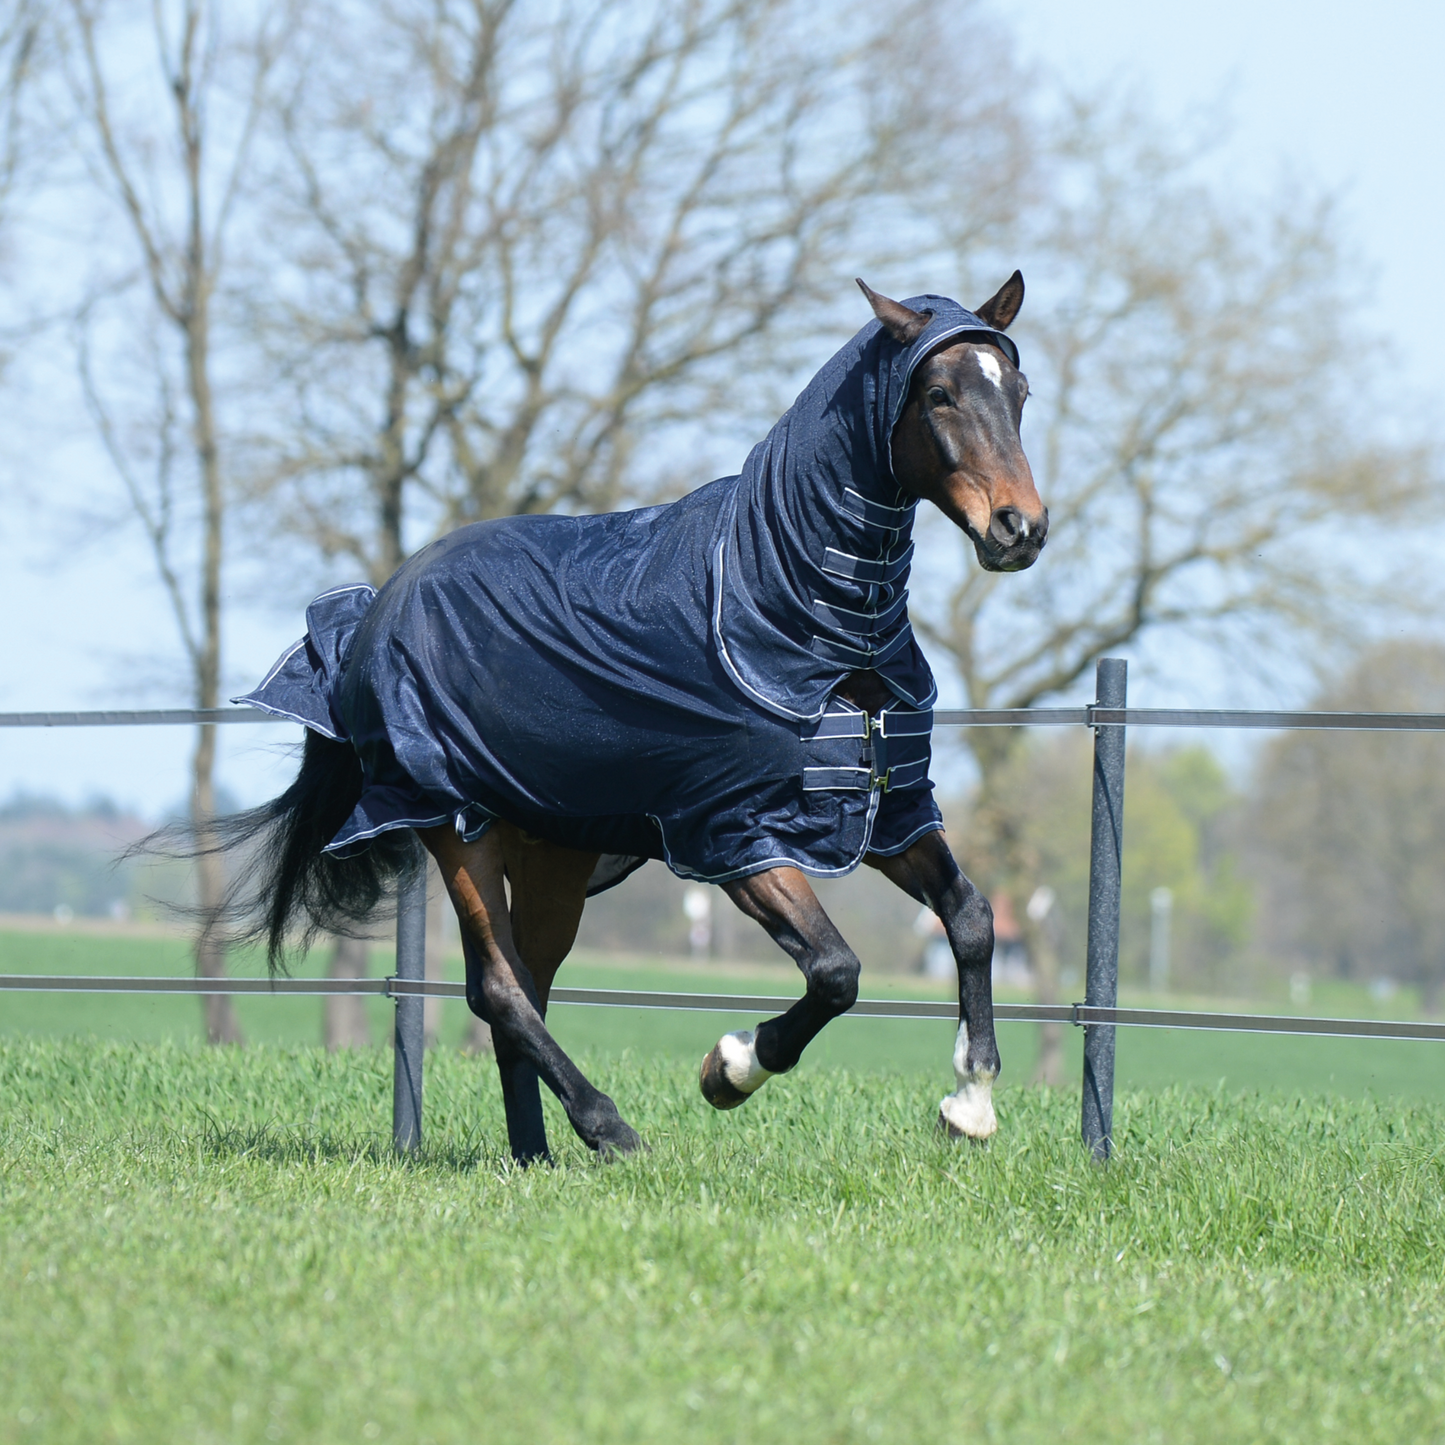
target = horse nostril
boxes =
[989,507,1023,546]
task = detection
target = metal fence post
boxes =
[392,839,428,1153]
[1081,657,1127,1161]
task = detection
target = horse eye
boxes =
[927,387,950,406]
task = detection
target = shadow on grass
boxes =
[193,1112,516,1174]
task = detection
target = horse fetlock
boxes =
[940,1018,998,1140]
[699,1029,774,1110]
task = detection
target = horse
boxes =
[224,276,1046,1164]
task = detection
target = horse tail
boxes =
[142,729,420,975]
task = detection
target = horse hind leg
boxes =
[461,933,549,1164]
[421,824,640,1161]
[484,824,601,1165]
[699,867,859,1109]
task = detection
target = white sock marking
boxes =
[717,1030,774,1095]
[975,351,1004,389]
[939,1020,997,1139]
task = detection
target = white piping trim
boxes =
[820,542,915,587]
[241,583,378,718]
[713,532,938,715]
[309,582,377,603]
[809,591,910,628]
[645,782,884,884]
[842,486,914,520]
[320,812,450,854]
[230,694,342,742]
[712,535,818,723]
[247,639,307,693]
[868,820,944,858]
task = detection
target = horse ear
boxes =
[856,278,932,346]
[974,270,1025,331]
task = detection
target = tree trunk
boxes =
[1027,921,1065,1087]
[324,935,371,1049]
[192,721,243,1044]
[183,185,233,1041]
[963,726,1070,1084]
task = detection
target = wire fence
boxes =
[5,705,1445,730]
[5,973,1445,1042]
[5,670,1445,1157]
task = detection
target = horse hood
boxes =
[712,293,1015,720]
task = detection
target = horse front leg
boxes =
[867,831,999,1140]
[419,825,641,1160]
[699,866,860,1109]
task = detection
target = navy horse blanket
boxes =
[239,295,1016,891]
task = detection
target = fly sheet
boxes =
[239,295,1017,890]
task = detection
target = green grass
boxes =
[6,925,1445,1103]
[4,1038,1445,1443]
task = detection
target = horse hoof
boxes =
[938,1084,997,1142]
[699,1030,773,1110]
[937,1110,994,1144]
[595,1120,645,1159]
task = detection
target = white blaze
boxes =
[975,351,1004,389]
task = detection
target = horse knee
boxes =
[810,945,860,1015]
[466,969,534,1039]
[465,979,493,1025]
[950,886,993,966]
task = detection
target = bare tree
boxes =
[917,103,1440,1079]
[60,0,288,1042]
[0,0,48,370]
[229,0,1025,1036]
[0,1,41,227]
[244,0,1027,583]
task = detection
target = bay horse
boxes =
[226,277,1045,1163]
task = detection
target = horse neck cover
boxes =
[239,296,1014,885]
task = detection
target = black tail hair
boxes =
[140,730,420,975]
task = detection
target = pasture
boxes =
[5,1034,1445,1441]
[6,924,1445,1441]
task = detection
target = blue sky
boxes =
[2,0,1441,816]
[999,0,1445,402]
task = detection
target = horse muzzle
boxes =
[974,505,1048,572]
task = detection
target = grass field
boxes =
[6,924,1445,1441]
[4,1038,1445,1444]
